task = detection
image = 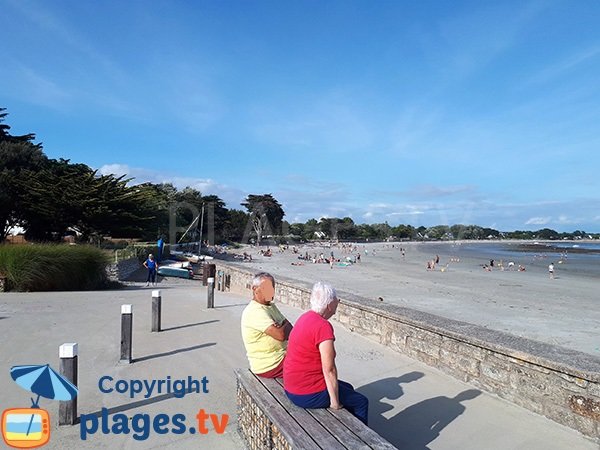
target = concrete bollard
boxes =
[207,277,215,308]
[152,290,162,332]
[120,304,133,363]
[59,343,78,426]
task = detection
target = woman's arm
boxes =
[319,339,342,409]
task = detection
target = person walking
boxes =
[548,262,555,279]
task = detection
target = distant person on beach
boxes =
[241,272,293,378]
[548,262,555,279]
[284,282,369,425]
[143,254,158,287]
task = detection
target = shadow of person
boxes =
[357,372,424,433]
[379,389,482,449]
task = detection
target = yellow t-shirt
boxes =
[241,300,287,374]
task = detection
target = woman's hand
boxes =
[329,402,343,410]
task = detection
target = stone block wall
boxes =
[215,260,600,441]
[106,257,140,281]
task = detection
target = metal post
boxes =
[207,277,215,308]
[152,290,162,332]
[120,304,133,363]
[59,343,78,426]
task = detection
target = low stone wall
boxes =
[106,257,140,281]
[216,260,600,441]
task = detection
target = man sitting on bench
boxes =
[241,272,293,378]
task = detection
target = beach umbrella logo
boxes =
[2,364,78,448]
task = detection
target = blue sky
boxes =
[2,0,600,231]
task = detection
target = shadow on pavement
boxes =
[213,303,248,309]
[161,320,220,332]
[134,342,216,363]
[359,374,481,450]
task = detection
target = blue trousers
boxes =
[286,380,369,425]
[147,269,156,283]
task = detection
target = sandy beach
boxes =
[227,241,600,356]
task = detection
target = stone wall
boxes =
[106,257,140,281]
[216,260,600,441]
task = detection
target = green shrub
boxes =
[0,244,111,292]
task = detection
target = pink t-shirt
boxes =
[283,310,335,395]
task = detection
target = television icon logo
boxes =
[1,408,51,449]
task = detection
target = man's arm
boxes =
[263,319,293,341]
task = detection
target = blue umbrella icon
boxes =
[10,364,78,435]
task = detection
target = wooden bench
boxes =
[235,369,397,449]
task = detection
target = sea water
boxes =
[439,241,600,278]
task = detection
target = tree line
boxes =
[1,108,596,245]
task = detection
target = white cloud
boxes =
[98,163,245,207]
[557,215,578,225]
[99,164,130,177]
[525,216,552,225]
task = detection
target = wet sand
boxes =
[230,242,600,356]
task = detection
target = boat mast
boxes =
[198,203,205,253]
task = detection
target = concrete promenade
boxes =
[0,284,597,449]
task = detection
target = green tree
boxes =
[241,194,285,246]
[0,109,46,240]
[337,217,356,240]
[303,219,319,241]
[289,222,305,240]
[425,225,450,240]
[223,209,250,242]
[536,228,559,240]
[392,224,415,239]
[202,194,228,243]
[0,141,48,240]
[21,160,157,241]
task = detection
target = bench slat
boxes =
[305,408,371,450]
[276,378,397,450]
[258,376,347,450]
[272,378,372,449]
[236,369,322,449]
[329,409,397,450]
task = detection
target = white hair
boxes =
[310,282,338,314]
[252,272,275,288]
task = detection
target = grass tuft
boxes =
[0,244,111,292]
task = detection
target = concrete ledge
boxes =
[216,260,600,440]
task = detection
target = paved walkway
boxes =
[0,284,596,449]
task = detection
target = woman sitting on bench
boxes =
[283,282,369,425]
